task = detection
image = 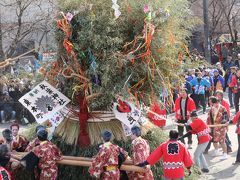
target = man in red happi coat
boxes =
[89,131,128,180]
[179,111,211,173]
[174,88,196,148]
[128,126,153,180]
[10,123,29,152]
[31,129,63,180]
[138,130,193,180]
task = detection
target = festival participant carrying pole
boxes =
[128,126,154,180]
[207,97,229,160]
[89,131,129,179]
[178,111,211,173]
[137,130,193,179]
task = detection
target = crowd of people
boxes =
[0,77,34,124]
[175,53,240,115]
[0,123,62,180]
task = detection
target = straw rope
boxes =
[55,116,155,146]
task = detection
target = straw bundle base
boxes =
[55,113,155,146]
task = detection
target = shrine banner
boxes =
[46,111,65,139]
[19,81,70,123]
[113,99,147,129]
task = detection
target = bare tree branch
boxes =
[0,0,55,58]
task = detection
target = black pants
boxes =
[234,91,240,113]
[177,120,192,144]
[205,90,212,107]
[195,94,206,112]
[237,134,240,162]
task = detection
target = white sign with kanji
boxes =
[19,81,70,123]
[113,99,147,129]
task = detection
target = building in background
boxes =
[0,0,57,60]
[190,0,240,59]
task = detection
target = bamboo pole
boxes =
[175,122,229,128]
[57,159,146,173]
[62,156,133,165]
[11,153,142,172]
[0,49,35,69]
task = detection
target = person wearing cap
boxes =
[10,123,29,152]
[174,88,196,149]
[226,66,237,107]
[179,111,211,173]
[25,125,46,152]
[31,128,62,180]
[229,69,240,113]
[190,71,211,114]
[89,131,128,180]
[127,126,153,180]
[138,130,193,180]
[207,96,229,160]
[211,69,225,93]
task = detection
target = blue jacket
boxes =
[190,77,211,94]
[211,75,225,89]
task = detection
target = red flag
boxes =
[147,102,166,127]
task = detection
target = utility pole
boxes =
[203,0,211,63]
[0,7,5,61]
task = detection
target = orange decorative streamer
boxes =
[63,39,74,54]
[57,18,71,38]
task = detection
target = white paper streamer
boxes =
[112,0,121,19]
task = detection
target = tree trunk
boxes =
[0,11,5,61]
[203,0,211,63]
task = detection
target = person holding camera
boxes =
[178,111,211,173]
